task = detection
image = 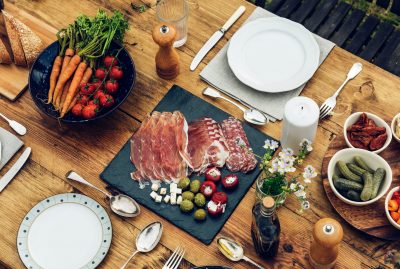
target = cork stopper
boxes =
[262,196,275,209]
[313,218,343,248]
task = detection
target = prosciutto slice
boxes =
[220,117,257,173]
[188,117,229,172]
[130,111,190,183]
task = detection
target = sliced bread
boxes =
[2,10,26,66]
[0,36,11,64]
[11,14,44,66]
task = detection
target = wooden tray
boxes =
[321,134,400,240]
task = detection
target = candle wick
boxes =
[301,106,304,110]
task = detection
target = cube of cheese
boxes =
[170,193,177,205]
[155,195,162,203]
[175,188,182,194]
[160,188,167,195]
[170,183,177,193]
[164,195,171,203]
[177,196,182,205]
[151,183,160,192]
[150,191,158,200]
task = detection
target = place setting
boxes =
[0,0,399,268]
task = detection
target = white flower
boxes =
[289,183,297,191]
[303,165,317,181]
[280,148,294,157]
[300,139,313,152]
[304,179,311,184]
[301,200,310,210]
[263,139,279,150]
[294,189,307,199]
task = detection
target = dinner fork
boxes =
[319,63,363,119]
[162,245,186,269]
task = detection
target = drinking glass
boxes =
[156,0,189,47]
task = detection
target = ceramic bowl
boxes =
[343,112,392,154]
[390,113,400,143]
[385,186,400,230]
[29,41,136,123]
[328,148,392,206]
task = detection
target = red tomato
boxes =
[77,95,90,105]
[205,167,221,182]
[105,80,119,95]
[99,94,115,108]
[104,55,118,68]
[110,66,124,80]
[71,103,84,117]
[93,90,106,100]
[82,105,98,119]
[95,68,107,80]
[87,99,100,109]
[80,83,95,95]
[91,78,104,91]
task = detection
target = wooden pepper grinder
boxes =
[310,218,343,269]
[152,23,179,80]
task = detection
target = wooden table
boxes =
[0,0,399,268]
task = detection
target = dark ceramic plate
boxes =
[29,41,136,123]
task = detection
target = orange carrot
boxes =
[53,49,75,105]
[52,54,81,109]
[66,95,79,114]
[47,55,62,104]
[61,67,92,110]
[61,61,88,117]
[58,80,72,110]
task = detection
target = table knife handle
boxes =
[222,6,246,32]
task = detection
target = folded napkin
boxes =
[200,7,335,121]
[0,127,24,171]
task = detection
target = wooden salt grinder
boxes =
[310,218,343,269]
[152,23,179,80]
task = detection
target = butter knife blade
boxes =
[0,147,31,193]
[0,140,2,162]
[190,5,246,71]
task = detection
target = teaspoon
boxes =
[202,87,268,126]
[120,221,163,269]
[0,113,26,135]
[66,170,140,218]
[217,237,265,269]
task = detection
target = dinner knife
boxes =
[190,5,246,71]
[0,147,31,193]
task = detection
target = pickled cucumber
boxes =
[346,190,361,201]
[333,177,363,192]
[370,168,385,199]
[337,161,362,182]
[347,163,366,176]
[360,172,374,201]
[354,156,374,173]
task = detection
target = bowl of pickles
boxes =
[327,148,392,206]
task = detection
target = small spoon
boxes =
[66,171,140,218]
[0,113,27,136]
[217,237,265,269]
[120,221,163,269]
[202,87,268,126]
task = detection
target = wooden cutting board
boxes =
[321,134,400,240]
[0,3,56,101]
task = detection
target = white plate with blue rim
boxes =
[17,193,112,269]
[227,17,320,93]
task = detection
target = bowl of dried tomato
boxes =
[344,112,392,154]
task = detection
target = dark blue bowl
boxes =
[29,41,136,123]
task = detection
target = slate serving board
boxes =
[100,85,278,245]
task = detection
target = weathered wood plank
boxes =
[316,1,351,39]
[385,42,400,76]
[290,0,320,24]
[265,0,285,13]
[359,21,394,61]
[374,30,400,69]
[345,15,380,54]
[304,0,338,32]
[330,8,365,46]
[276,0,301,18]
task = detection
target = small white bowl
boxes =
[385,186,400,230]
[328,148,392,206]
[390,113,400,143]
[343,112,392,154]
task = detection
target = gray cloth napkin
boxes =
[200,7,335,121]
[0,127,24,171]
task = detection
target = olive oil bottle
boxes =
[251,196,280,259]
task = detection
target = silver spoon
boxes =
[0,113,26,135]
[120,221,163,269]
[66,171,140,218]
[217,237,265,269]
[202,87,268,126]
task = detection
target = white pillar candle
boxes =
[281,97,319,153]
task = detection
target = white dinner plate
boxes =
[17,193,112,269]
[227,17,320,93]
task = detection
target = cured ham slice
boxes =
[130,111,190,183]
[220,117,257,173]
[188,117,229,173]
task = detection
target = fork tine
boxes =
[165,246,181,268]
[172,247,186,269]
[320,107,333,119]
[168,247,181,268]
[319,104,329,115]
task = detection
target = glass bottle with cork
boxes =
[251,196,280,259]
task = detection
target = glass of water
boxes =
[156,0,189,48]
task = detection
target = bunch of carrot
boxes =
[46,10,128,118]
